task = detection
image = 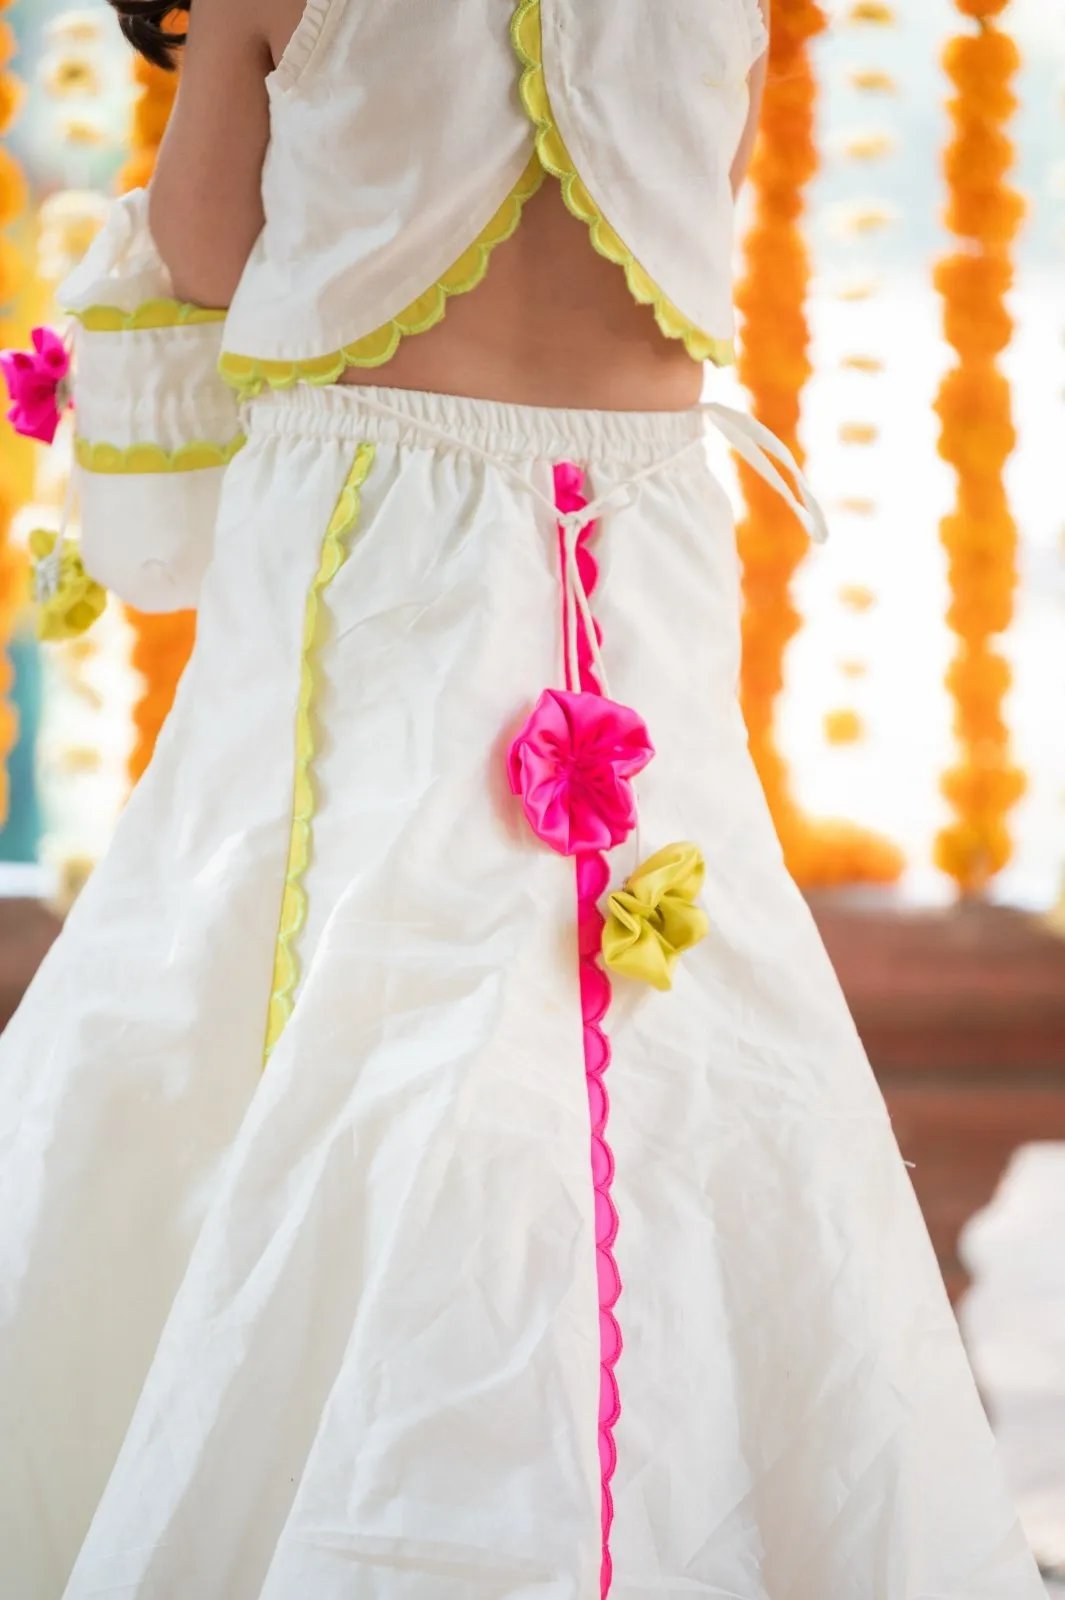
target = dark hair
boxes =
[107,1,190,71]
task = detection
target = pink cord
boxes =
[555,463,621,1598]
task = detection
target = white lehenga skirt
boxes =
[0,385,1043,1600]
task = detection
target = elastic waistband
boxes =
[244,383,709,468]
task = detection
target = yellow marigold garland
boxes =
[117,49,196,786]
[735,0,903,888]
[932,0,1025,892]
[0,0,26,828]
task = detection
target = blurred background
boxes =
[0,0,1061,1585]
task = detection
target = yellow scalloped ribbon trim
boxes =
[510,0,734,367]
[74,435,246,474]
[67,299,227,332]
[262,440,377,1063]
[220,155,546,399]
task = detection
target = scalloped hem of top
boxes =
[218,155,547,400]
[68,301,227,332]
[510,0,736,370]
[74,435,246,474]
[219,44,737,406]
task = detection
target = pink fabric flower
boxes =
[1,327,71,444]
[507,688,654,856]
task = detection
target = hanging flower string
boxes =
[0,0,27,830]
[733,0,903,890]
[0,9,118,652]
[932,0,1025,893]
[734,0,824,859]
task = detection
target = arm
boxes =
[147,0,275,308]
[731,5,769,194]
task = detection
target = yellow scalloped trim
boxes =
[67,299,227,332]
[262,440,377,1063]
[74,435,246,474]
[220,154,546,399]
[510,0,734,367]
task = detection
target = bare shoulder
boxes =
[257,0,314,68]
[181,0,304,67]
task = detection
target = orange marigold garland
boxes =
[933,0,1025,893]
[118,49,196,785]
[0,0,27,828]
[735,0,903,888]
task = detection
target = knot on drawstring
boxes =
[561,508,609,698]
[556,481,642,541]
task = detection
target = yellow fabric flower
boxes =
[29,528,107,642]
[602,843,709,992]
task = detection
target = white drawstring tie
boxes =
[34,459,78,605]
[294,390,830,703]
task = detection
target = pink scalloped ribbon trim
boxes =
[556,463,621,1599]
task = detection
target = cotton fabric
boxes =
[59,191,241,612]
[0,384,1043,1599]
[222,0,764,368]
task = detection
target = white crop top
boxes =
[48,0,768,621]
[219,0,769,396]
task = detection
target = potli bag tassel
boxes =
[29,526,106,643]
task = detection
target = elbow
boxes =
[147,184,251,311]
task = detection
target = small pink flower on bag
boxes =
[0,326,72,444]
[507,687,654,856]
[28,527,107,642]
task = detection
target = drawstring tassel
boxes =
[29,449,106,642]
[30,527,107,642]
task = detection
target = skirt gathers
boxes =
[0,384,1042,1599]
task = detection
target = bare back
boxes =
[339,182,706,412]
[149,0,766,414]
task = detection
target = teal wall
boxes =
[0,627,43,864]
